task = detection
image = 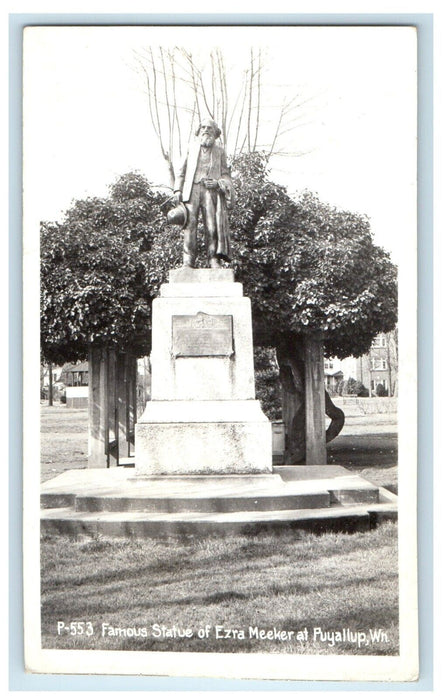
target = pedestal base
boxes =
[41,466,398,537]
[135,400,272,475]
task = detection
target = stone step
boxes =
[40,502,397,538]
[40,468,381,513]
[40,466,396,537]
[46,491,332,513]
[41,484,380,512]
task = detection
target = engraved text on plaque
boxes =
[172,312,234,357]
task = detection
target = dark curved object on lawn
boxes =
[325,390,345,443]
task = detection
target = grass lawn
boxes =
[40,404,89,482]
[41,522,398,655]
[40,403,399,656]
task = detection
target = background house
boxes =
[325,331,398,397]
[60,361,89,408]
[324,359,344,395]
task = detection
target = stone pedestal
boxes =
[135,268,272,475]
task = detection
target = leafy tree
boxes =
[228,153,397,460]
[40,172,177,364]
[254,347,282,421]
[376,383,388,397]
[229,153,397,359]
[343,377,368,397]
[41,160,397,462]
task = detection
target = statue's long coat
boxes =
[174,142,234,261]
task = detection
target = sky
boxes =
[23,25,417,263]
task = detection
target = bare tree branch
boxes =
[247,49,254,152]
[168,50,182,157]
[198,64,214,119]
[216,49,228,146]
[149,48,175,186]
[233,69,249,158]
[187,99,197,145]
[238,132,248,157]
[267,99,286,162]
[135,60,160,141]
[134,45,313,176]
[210,52,216,118]
[253,48,261,151]
[160,47,173,160]
[182,50,201,122]
[226,72,247,141]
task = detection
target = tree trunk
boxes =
[117,353,130,459]
[276,336,305,464]
[88,347,137,468]
[304,333,327,464]
[128,356,137,456]
[88,346,108,468]
[275,334,345,465]
[107,348,118,466]
[48,362,53,406]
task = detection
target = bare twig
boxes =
[187,99,197,147]
[233,69,249,158]
[210,52,216,117]
[160,48,173,160]
[168,50,182,157]
[149,48,175,186]
[185,51,202,122]
[136,61,160,140]
[198,64,214,119]
[247,49,254,152]
[267,100,286,162]
[227,72,247,141]
[253,48,261,151]
[216,49,228,146]
[238,132,248,157]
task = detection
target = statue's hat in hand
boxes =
[167,202,188,228]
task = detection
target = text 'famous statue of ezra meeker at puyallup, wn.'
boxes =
[167,118,235,269]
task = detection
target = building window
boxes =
[371,358,387,370]
[372,334,386,348]
[371,378,388,390]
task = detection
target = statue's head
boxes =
[195,119,221,146]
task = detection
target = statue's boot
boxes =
[209,256,221,269]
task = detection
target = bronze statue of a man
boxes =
[172,119,234,269]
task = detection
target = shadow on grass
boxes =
[41,528,394,593]
[41,533,398,623]
[41,524,399,655]
[42,565,398,619]
[327,432,398,469]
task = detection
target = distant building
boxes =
[57,357,153,411]
[41,364,63,386]
[358,332,397,396]
[40,364,64,401]
[324,332,397,397]
[61,361,89,408]
[323,359,344,395]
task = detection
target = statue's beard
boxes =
[200,134,215,147]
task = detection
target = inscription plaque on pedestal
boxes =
[172,312,234,357]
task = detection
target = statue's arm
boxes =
[218,147,234,206]
[173,155,187,204]
[220,147,231,182]
[174,156,187,194]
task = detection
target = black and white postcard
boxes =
[23,24,419,681]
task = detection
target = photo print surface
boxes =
[23,24,418,681]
